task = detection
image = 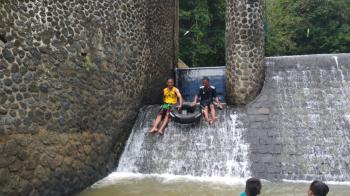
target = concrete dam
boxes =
[89,53,350,187]
[116,53,350,180]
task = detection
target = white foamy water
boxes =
[79,172,350,196]
[267,54,350,181]
[91,172,247,189]
[117,106,250,178]
[92,172,350,189]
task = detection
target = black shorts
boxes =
[200,100,213,108]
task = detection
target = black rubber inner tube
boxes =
[170,102,201,124]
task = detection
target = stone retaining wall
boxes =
[0,0,176,195]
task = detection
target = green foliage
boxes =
[180,0,350,63]
[266,0,350,56]
[82,55,94,71]
[179,0,225,67]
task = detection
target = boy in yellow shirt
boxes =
[149,78,183,135]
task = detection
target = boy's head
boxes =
[202,77,210,87]
[166,78,174,88]
[308,180,329,196]
[245,178,261,196]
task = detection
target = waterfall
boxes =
[92,54,350,188]
[264,54,350,181]
[116,54,350,182]
[117,106,251,178]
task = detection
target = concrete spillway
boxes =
[248,53,350,181]
[116,53,350,182]
[117,105,251,178]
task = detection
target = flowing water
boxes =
[117,105,250,177]
[79,173,350,196]
[79,105,350,195]
[79,54,350,195]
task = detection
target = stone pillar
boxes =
[225,0,265,105]
[0,0,176,195]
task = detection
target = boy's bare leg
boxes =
[158,114,170,135]
[149,115,162,133]
[210,104,217,124]
[203,106,211,123]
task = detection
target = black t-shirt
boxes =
[197,85,217,104]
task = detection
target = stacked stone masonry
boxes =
[0,0,176,195]
[225,0,265,105]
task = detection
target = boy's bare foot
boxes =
[211,118,217,124]
[149,128,158,133]
[158,130,164,135]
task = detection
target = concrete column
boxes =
[225,0,265,105]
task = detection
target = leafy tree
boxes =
[266,0,350,56]
[179,0,225,67]
[179,0,350,63]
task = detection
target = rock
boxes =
[19,84,27,92]
[0,106,7,115]
[28,83,39,92]
[23,72,34,82]
[34,165,50,182]
[47,155,62,170]
[0,92,7,104]
[12,84,19,92]
[0,60,8,70]
[0,156,16,168]
[0,168,10,185]
[29,47,41,60]
[19,66,27,75]
[83,145,92,155]
[18,50,26,59]
[39,83,49,93]
[4,140,19,156]
[3,78,12,86]
[16,93,23,101]
[63,157,73,166]
[8,95,15,102]
[17,179,32,196]
[12,73,22,83]
[2,48,15,63]
[9,159,22,172]
[18,151,29,161]
[15,137,32,147]
[25,158,37,171]
[10,103,19,109]
[39,132,60,145]
[11,64,19,73]
[4,87,12,94]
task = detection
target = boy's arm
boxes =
[214,90,219,103]
[213,88,222,109]
[175,88,183,107]
[192,95,198,107]
[192,88,201,106]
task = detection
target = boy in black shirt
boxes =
[191,77,222,124]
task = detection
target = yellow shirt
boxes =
[163,87,178,105]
